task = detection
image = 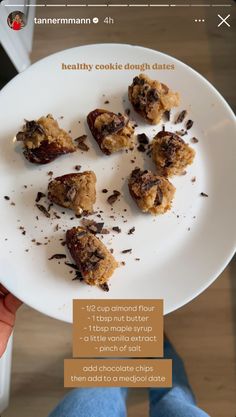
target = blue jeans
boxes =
[48,339,210,417]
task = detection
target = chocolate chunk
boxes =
[4,196,10,200]
[112,226,121,233]
[100,282,109,292]
[186,120,194,130]
[35,192,46,203]
[74,165,81,171]
[175,110,187,124]
[107,190,121,205]
[48,254,67,260]
[200,192,208,197]
[102,189,108,193]
[36,203,50,218]
[137,144,146,152]
[137,133,149,145]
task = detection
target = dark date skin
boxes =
[23,140,75,164]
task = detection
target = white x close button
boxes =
[217,14,231,27]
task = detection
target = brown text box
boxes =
[73,300,163,358]
[64,358,172,388]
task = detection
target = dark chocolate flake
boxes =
[35,192,46,203]
[175,110,187,124]
[65,262,79,270]
[200,192,208,197]
[49,254,67,260]
[74,135,89,151]
[112,226,121,233]
[121,249,132,254]
[128,227,135,235]
[36,203,50,218]
[186,120,194,130]
[107,190,121,205]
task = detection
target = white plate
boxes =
[0,44,235,323]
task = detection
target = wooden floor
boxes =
[3,5,236,417]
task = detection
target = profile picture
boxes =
[7,11,26,31]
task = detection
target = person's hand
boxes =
[0,284,22,357]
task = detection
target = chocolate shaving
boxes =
[48,254,66,260]
[141,179,160,193]
[154,188,163,206]
[36,203,50,218]
[175,110,187,124]
[128,227,135,235]
[107,190,121,205]
[186,120,194,130]
[72,270,83,281]
[164,110,170,121]
[121,249,132,254]
[200,192,208,197]
[35,192,46,203]
[81,219,108,235]
[53,211,61,219]
[74,135,89,151]
[65,262,79,270]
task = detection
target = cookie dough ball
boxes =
[66,226,118,288]
[48,171,96,215]
[152,130,195,177]
[87,109,135,155]
[128,168,175,215]
[16,114,76,164]
[128,74,180,124]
